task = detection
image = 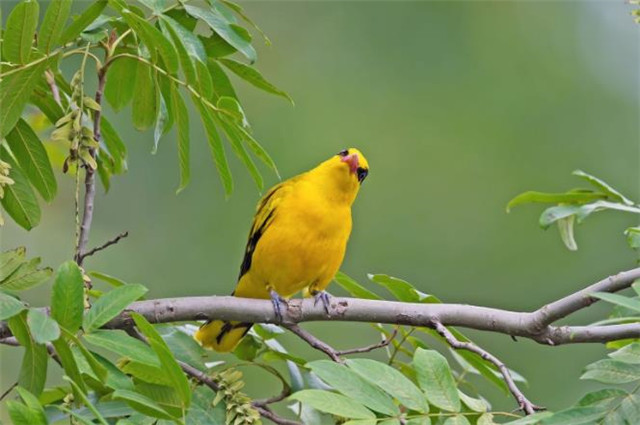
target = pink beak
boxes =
[341,153,359,174]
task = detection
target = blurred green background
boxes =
[1,0,639,419]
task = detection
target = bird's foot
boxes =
[312,290,332,315]
[269,289,288,323]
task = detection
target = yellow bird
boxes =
[195,148,370,352]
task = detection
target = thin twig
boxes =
[284,324,343,363]
[0,382,17,401]
[44,69,61,105]
[178,360,219,392]
[432,321,544,415]
[252,383,291,407]
[388,327,414,365]
[75,62,108,267]
[337,327,398,356]
[78,231,129,262]
[253,405,301,425]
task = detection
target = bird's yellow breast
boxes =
[234,178,352,299]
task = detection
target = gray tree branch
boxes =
[2,267,639,344]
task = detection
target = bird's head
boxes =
[311,147,369,205]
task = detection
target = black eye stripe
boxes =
[337,149,349,157]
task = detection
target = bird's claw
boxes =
[313,290,332,315]
[269,289,288,323]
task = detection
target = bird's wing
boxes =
[238,181,291,279]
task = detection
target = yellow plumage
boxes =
[195,148,370,352]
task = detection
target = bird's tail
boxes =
[194,320,251,352]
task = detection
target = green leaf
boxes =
[625,227,640,250]
[27,308,60,343]
[63,376,110,425]
[503,412,554,424]
[89,271,126,288]
[112,389,175,420]
[161,14,206,63]
[237,126,280,178]
[51,261,84,333]
[539,406,605,425]
[60,0,108,45]
[51,333,88,398]
[3,0,39,64]
[0,146,41,229]
[135,382,185,418]
[184,5,256,63]
[5,118,57,201]
[121,361,173,386]
[7,400,46,425]
[15,387,47,424]
[89,352,133,391]
[137,0,165,13]
[477,413,495,425]
[217,96,247,125]
[0,57,54,138]
[218,117,262,190]
[207,59,237,100]
[591,292,640,313]
[131,313,191,407]
[413,348,460,411]
[8,312,48,396]
[64,329,109,383]
[368,274,434,303]
[577,388,627,407]
[346,358,428,413]
[0,257,52,291]
[539,205,582,229]
[194,99,233,196]
[100,116,127,174]
[557,215,577,251]
[458,389,488,412]
[170,84,190,193]
[219,58,293,103]
[334,272,381,300]
[288,390,375,420]
[83,284,148,332]
[581,359,640,384]
[39,0,73,53]
[0,292,26,320]
[541,202,640,228]
[195,60,214,100]
[610,343,640,364]
[307,360,400,416]
[132,61,159,131]
[620,393,640,424]
[406,418,431,425]
[104,55,137,112]
[121,9,179,74]
[84,329,159,366]
[153,100,168,156]
[30,86,65,123]
[201,33,237,59]
[572,170,634,205]
[506,191,606,212]
[0,247,27,281]
[159,18,196,88]
[443,416,471,425]
[161,329,207,371]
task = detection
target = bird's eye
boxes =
[357,167,368,183]
[337,149,349,157]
